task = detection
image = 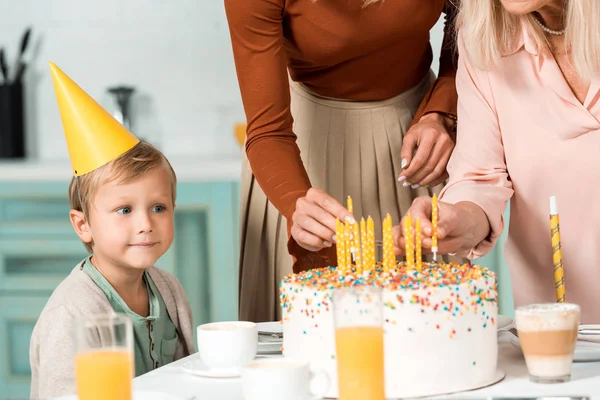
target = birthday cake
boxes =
[280,262,498,398]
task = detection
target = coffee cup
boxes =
[241,358,330,400]
[515,303,580,383]
[197,321,257,370]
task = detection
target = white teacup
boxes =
[241,358,330,400]
[197,321,257,370]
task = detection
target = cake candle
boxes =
[382,215,389,272]
[352,220,362,274]
[549,196,566,303]
[367,217,375,271]
[432,195,439,262]
[360,218,368,273]
[415,218,422,271]
[403,213,414,269]
[386,214,395,272]
[345,218,352,271]
[336,218,346,273]
[347,195,353,215]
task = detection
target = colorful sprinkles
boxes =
[280,262,496,313]
[280,262,498,338]
[281,262,494,291]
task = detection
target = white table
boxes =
[134,333,600,399]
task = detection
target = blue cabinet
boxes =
[0,180,240,398]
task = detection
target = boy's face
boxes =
[86,167,175,270]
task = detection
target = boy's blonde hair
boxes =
[69,141,177,252]
[458,0,600,81]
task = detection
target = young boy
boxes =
[29,63,195,399]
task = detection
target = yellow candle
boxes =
[347,196,353,215]
[352,221,362,274]
[432,195,439,261]
[336,218,345,273]
[345,218,352,271]
[382,214,394,273]
[360,218,367,273]
[382,216,388,272]
[367,217,375,271]
[415,218,422,271]
[404,213,414,269]
[549,196,566,303]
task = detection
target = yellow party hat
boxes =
[49,62,140,176]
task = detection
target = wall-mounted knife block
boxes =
[0,82,25,159]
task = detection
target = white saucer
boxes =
[257,321,283,335]
[405,369,506,399]
[257,321,283,354]
[181,356,241,378]
[258,339,283,354]
[497,314,514,331]
[52,390,185,400]
[510,336,600,362]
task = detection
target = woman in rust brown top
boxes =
[225,0,460,322]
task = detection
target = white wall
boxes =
[0,1,445,161]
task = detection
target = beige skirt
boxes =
[239,71,459,322]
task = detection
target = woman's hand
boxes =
[291,188,354,252]
[398,113,455,188]
[393,196,490,256]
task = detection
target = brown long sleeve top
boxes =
[225,0,459,268]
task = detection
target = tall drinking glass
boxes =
[515,303,580,383]
[333,286,385,400]
[75,313,134,400]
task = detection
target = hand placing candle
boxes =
[393,196,490,257]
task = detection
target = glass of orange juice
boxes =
[75,313,134,400]
[333,286,385,400]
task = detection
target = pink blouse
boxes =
[441,23,600,323]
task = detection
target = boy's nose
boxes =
[137,213,153,233]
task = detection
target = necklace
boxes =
[532,13,565,36]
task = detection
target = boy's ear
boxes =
[69,209,93,244]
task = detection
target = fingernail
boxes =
[402,182,411,187]
[398,176,406,182]
[323,241,332,247]
[332,235,337,243]
[411,184,420,189]
[401,158,408,168]
[344,216,356,224]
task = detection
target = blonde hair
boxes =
[458,0,600,81]
[69,141,177,252]
[311,0,382,8]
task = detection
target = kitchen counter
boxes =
[0,156,243,182]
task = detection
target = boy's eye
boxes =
[116,207,132,215]
[153,205,166,213]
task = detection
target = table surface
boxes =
[133,333,600,399]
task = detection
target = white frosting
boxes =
[515,303,580,332]
[281,277,498,398]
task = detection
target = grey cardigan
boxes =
[29,261,196,399]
